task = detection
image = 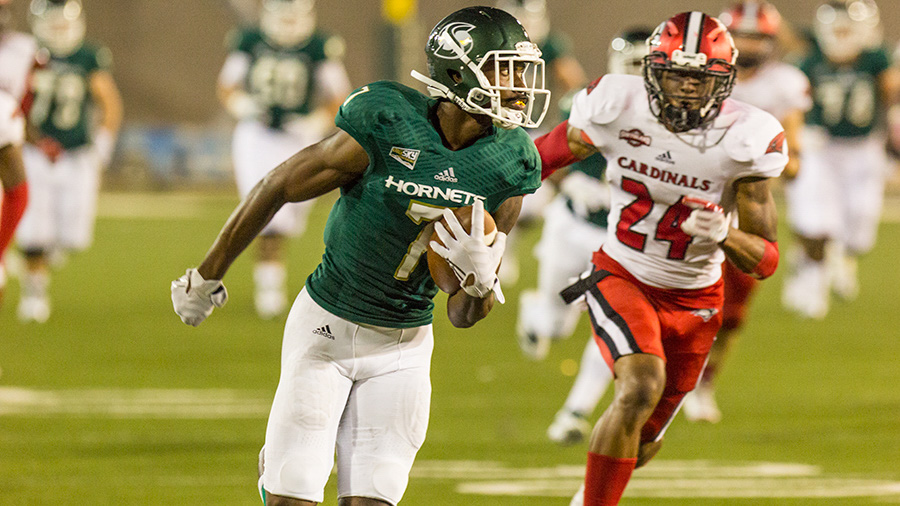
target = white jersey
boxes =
[0,31,38,103]
[730,61,811,122]
[569,74,787,289]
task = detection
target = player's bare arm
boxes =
[780,109,804,179]
[90,70,123,134]
[719,176,779,277]
[445,195,522,328]
[197,129,369,280]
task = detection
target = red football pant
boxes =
[586,249,724,442]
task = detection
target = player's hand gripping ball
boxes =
[427,202,499,295]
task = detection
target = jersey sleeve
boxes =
[781,65,812,113]
[334,84,382,156]
[567,74,631,148]
[724,107,788,180]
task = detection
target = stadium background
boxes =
[1,1,899,505]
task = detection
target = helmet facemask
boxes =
[29,0,86,57]
[644,50,736,133]
[261,0,315,48]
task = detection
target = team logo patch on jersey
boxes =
[434,167,458,183]
[312,325,335,340]
[655,151,675,164]
[766,131,786,155]
[619,128,652,147]
[390,146,421,170]
[691,308,719,322]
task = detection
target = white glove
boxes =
[225,90,262,121]
[680,197,730,243]
[559,171,610,216]
[429,199,507,302]
[171,268,228,327]
[93,127,116,169]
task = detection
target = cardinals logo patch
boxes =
[766,131,786,155]
[691,308,719,322]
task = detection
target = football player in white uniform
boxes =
[535,12,785,505]
[681,0,812,424]
[0,0,37,308]
[493,0,587,286]
[218,0,350,319]
[517,28,652,447]
[15,0,122,323]
[782,0,900,319]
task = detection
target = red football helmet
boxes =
[643,12,738,132]
[719,1,781,37]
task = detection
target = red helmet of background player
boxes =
[643,11,737,133]
[719,1,781,37]
[719,1,782,69]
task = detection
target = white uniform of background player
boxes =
[217,0,350,318]
[517,28,652,446]
[493,0,587,285]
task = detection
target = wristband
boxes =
[752,240,779,279]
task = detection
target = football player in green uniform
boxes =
[782,0,900,319]
[16,0,122,323]
[218,0,350,319]
[172,6,549,505]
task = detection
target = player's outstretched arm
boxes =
[719,177,779,279]
[197,129,369,280]
[534,122,598,180]
[445,195,522,328]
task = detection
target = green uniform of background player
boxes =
[218,0,351,320]
[782,0,900,320]
[16,0,123,324]
[172,6,550,505]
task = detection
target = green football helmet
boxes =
[411,6,550,130]
[29,0,85,57]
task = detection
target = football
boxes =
[427,205,497,294]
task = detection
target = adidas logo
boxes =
[655,151,675,164]
[312,325,335,340]
[434,167,458,183]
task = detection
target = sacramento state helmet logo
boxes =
[434,22,476,60]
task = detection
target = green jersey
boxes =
[800,46,891,138]
[228,29,341,130]
[29,43,110,150]
[306,81,541,328]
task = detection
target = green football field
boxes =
[1,190,898,505]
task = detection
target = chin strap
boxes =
[410,70,481,114]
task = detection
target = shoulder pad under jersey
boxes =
[569,74,640,129]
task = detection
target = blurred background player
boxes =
[782,0,900,319]
[0,0,36,308]
[681,0,812,423]
[217,0,350,319]
[14,0,121,323]
[512,28,652,446]
[494,0,587,285]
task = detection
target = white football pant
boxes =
[16,144,100,252]
[262,288,432,504]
